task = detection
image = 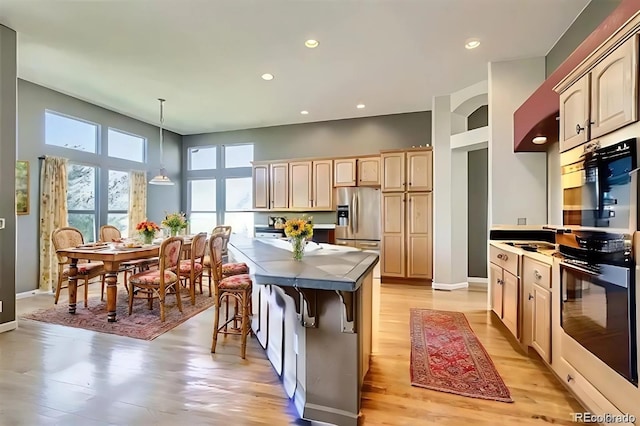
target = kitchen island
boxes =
[228,237,379,426]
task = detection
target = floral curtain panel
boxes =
[39,156,69,291]
[128,170,147,235]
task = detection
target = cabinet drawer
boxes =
[523,257,551,289]
[489,245,519,277]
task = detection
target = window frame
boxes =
[44,110,100,154]
[107,127,147,163]
[188,145,217,171]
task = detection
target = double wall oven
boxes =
[560,138,639,386]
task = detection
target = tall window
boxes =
[45,111,98,153]
[67,163,97,242]
[108,129,146,162]
[186,143,254,236]
[108,170,130,237]
[189,179,216,233]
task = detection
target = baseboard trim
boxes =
[16,289,50,299]
[0,320,17,333]
[467,277,488,284]
[432,282,469,291]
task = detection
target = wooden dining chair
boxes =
[203,225,249,296]
[127,236,184,322]
[177,232,207,305]
[51,227,105,307]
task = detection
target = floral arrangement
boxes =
[284,215,314,239]
[162,211,188,235]
[136,220,160,243]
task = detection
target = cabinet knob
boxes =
[534,270,542,280]
[497,254,504,260]
[528,293,534,300]
[576,123,585,134]
[409,182,412,186]
[566,374,574,383]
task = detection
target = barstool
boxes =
[209,234,252,359]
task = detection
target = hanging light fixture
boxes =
[149,98,174,186]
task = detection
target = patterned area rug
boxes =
[410,308,513,402]
[21,289,215,341]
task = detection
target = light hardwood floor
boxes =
[1,281,582,425]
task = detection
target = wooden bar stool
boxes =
[209,234,252,359]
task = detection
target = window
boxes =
[189,179,216,233]
[188,146,217,170]
[67,163,97,242]
[45,111,98,153]
[224,144,254,168]
[108,170,130,237]
[108,129,145,163]
[225,177,253,237]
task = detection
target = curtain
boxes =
[39,156,69,292]
[128,170,147,235]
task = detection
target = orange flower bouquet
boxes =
[135,220,160,244]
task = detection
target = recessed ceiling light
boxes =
[356,104,366,109]
[305,39,319,48]
[465,38,481,50]
[261,73,274,81]
[532,136,548,145]
[300,110,309,115]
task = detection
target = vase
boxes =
[170,228,178,237]
[290,237,306,261]
[142,233,154,245]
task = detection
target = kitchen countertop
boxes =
[254,224,336,229]
[228,236,378,292]
[490,240,558,265]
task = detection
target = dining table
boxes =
[56,237,193,323]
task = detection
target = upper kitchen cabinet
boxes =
[289,161,313,209]
[357,156,381,186]
[590,35,638,139]
[270,162,289,210]
[559,74,590,153]
[556,34,639,152]
[312,160,333,210]
[334,159,357,187]
[381,148,432,192]
[252,163,270,210]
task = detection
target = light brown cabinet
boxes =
[489,244,521,340]
[358,157,380,186]
[312,160,333,210]
[252,163,270,210]
[289,161,312,209]
[270,163,289,210]
[522,256,552,363]
[334,159,357,187]
[557,34,638,152]
[380,148,432,281]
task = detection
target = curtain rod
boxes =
[38,156,45,160]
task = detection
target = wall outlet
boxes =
[517,217,527,225]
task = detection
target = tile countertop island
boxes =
[228,236,378,426]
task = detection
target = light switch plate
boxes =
[0,301,3,313]
[517,218,527,225]
[0,218,5,229]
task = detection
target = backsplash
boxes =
[254,212,336,226]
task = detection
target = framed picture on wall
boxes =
[16,160,29,215]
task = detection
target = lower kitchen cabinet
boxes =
[489,263,503,318]
[489,244,521,340]
[502,270,519,338]
[531,283,551,363]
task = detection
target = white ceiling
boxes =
[0,0,590,135]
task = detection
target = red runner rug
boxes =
[21,290,215,341]
[410,308,513,402]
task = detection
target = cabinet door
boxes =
[289,161,312,209]
[381,152,405,192]
[531,283,551,363]
[489,263,503,318]
[502,270,519,339]
[358,157,380,186]
[559,74,590,153]
[270,163,289,209]
[253,164,270,209]
[406,150,432,192]
[334,159,357,187]
[590,35,639,139]
[312,160,333,210]
[381,193,405,277]
[406,193,432,279]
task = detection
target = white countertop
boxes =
[490,240,556,265]
[254,224,336,229]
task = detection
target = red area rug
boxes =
[21,289,215,341]
[410,308,513,402]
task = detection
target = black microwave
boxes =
[562,138,637,229]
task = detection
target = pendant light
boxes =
[149,98,174,185]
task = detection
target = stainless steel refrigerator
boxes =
[335,187,381,250]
